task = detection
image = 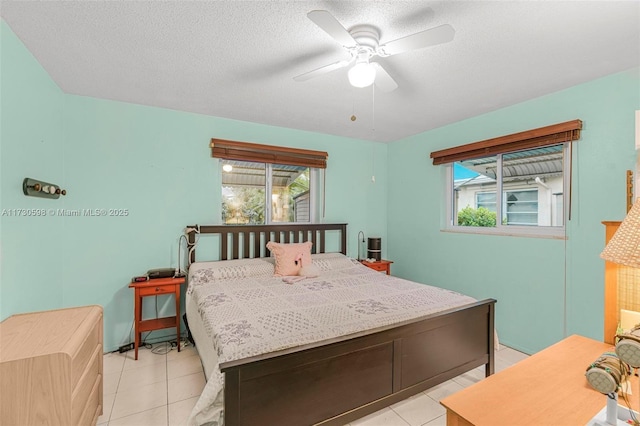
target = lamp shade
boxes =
[601,199,640,268]
[348,62,376,88]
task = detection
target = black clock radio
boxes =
[147,268,176,279]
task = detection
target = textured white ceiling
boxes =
[1,1,639,142]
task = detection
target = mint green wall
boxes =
[1,21,66,318]
[388,68,639,354]
[0,21,388,351]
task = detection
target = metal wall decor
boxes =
[23,178,67,199]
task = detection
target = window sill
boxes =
[441,226,567,240]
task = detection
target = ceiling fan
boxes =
[293,10,455,92]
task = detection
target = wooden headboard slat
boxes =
[232,232,239,259]
[186,223,347,264]
[221,232,229,261]
[243,232,250,259]
[253,232,260,258]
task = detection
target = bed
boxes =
[184,223,496,426]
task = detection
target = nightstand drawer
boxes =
[360,259,393,275]
[140,284,175,296]
[367,262,388,271]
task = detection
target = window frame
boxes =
[444,145,569,239]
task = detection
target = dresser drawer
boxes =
[72,316,101,388]
[140,284,175,296]
[77,373,102,426]
[72,344,101,425]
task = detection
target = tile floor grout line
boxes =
[104,353,126,424]
[388,406,414,426]
[166,350,170,425]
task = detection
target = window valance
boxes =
[430,120,582,165]
[211,139,328,169]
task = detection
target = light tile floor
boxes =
[98,342,528,426]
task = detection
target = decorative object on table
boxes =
[616,326,640,372]
[584,352,635,426]
[367,237,381,261]
[22,177,67,199]
[585,352,629,395]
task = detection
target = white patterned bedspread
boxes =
[186,253,476,426]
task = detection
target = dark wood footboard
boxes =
[221,299,495,426]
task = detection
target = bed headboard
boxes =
[186,223,347,263]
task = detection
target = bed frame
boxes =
[186,223,496,426]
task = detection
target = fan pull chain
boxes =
[351,87,357,121]
[372,83,376,133]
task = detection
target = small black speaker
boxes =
[367,237,381,261]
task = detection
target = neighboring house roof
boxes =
[221,160,306,188]
[455,145,563,187]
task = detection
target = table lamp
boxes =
[601,199,640,366]
[599,199,640,425]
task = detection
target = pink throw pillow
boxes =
[266,241,313,276]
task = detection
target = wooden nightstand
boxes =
[129,276,186,360]
[359,259,393,275]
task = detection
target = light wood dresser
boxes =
[0,305,103,425]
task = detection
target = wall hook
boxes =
[23,178,66,199]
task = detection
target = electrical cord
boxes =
[151,341,173,355]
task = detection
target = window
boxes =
[212,139,327,225]
[504,189,539,226]
[432,120,582,237]
[221,161,316,224]
[451,145,565,233]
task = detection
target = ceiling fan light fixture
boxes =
[348,61,376,88]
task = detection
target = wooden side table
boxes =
[359,259,393,275]
[129,276,186,360]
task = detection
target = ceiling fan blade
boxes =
[307,10,358,48]
[293,59,351,82]
[371,63,398,93]
[378,24,455,56]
